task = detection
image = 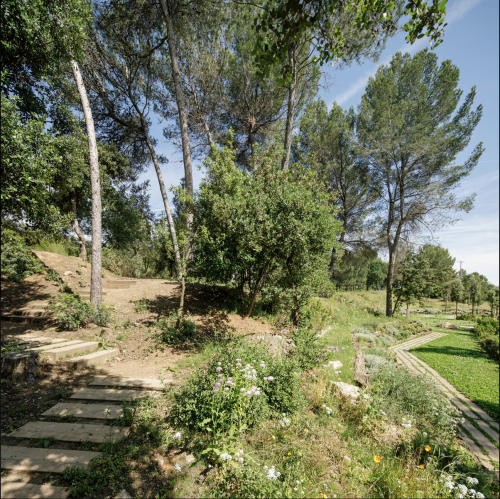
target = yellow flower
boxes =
[419,465,424,469]
[304,429,309,433]
[288,452,291,456]
[297,451,301,456]
[374,456,381,463]
[425,445,431,452]
[272,435,276,440]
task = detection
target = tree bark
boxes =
[71,196,87,261]
[158,0,193,225]
[246,260,271,318]
[282,43,297,170]
[386,248,396,316]
[71,60,102,309]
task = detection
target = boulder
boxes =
[114,490,133,499]
[244,333,295,356]
[63,271,73,276]
[436,322,457,329]
[330,381,361,400]
[328,360,343,370]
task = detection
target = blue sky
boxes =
[139,0,499,285]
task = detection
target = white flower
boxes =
[475,493,485,499]
[456,484,468,495]
[220,453,232,462]
[239,457,244,464]
[422,432,428,436]
[174,463,182,472]
[344,456,351,461]
[457,495,464,499]
[266,466,281,480]
[380,410,386,416]
[444,481,454,490]
[172,432,181,440]
[467,490,476,497]
[218,362,221,365]
[280,417,291,427]
[466,478,479,486]
[402,423,412,428]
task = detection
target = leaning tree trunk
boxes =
[71,60,102,309]
[282,42,297,171]
[158,0,193,218]
[71,197,87,261]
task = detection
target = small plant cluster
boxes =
[149,312,197,348]
[457,313,480,321]
[49,293,112,329]
[473,317,499,361]
[1,228,45,282]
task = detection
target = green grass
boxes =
[30,239,81,257]
[411,323,499,420]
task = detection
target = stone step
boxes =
[90,376,169,389]
[44,342,99,361]
[18,338,68,347]
[22,301,50,309]
[1,314,47,323]
[1,482,70,498]
[23,340,84,353]
[12,309,49,317]
[8,421,129,443]
[107,280,137,286]
[1,445,101,473]
[77,290,108,296]
[70,387,158,402]
[42,402,123,419]
[64,349,119,369]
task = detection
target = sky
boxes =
[138,0,499,285]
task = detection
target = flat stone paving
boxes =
[90,376,169,389]
[391,333,499,470]
[1,482,70,498]
[8,421,129,443]
[42,402,123,419]
[70,387,158,401]
[1,445,101,473]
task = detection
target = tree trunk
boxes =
[158,0,193,225]
[386,249,396,317]
[141,122,182,280]
[71,197,87,261]
[281,43,297,171]
[246,260,271,318]
[71,60,102,309]
[456,300,458,319]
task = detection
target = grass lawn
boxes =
[411,322,499,420]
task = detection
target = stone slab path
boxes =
[391,333,499,471]
[2,376,169,498]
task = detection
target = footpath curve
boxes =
[390,333,499,471]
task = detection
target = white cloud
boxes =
[331,0,484,107]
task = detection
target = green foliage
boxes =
[195,135,342,322]
[457,313,479,321]
[49,294,112,330]
[370,364,461,436]
[170,344,303,436]
[418,244,456,298]
[290,325,327,370]
[474,317,499,361]
[150,313,197,348]
[1,228,45,281]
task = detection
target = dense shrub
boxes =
[474,317,499,361]
[170,344,303,434]
[49,294,112,329]
[457,312,479,321]
[149,313,197,348]
[291,326,328,370]
[364,353,388,372]
[370,364,461,436]
[1,228,45,281]
[422,307,441,314]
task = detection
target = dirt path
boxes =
[391,334,499,471]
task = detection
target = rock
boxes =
[244,333,295,357]
[328,361,343,370]
[114,490,133,499]
[330,381,361,401]
[100,327,112,335]
[63,271,73,276]
[436,322,457,329]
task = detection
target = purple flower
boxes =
[255,391,260,395]
[212,389,218,393]
[224,387,230,391]
[236,363,242,367]
[251,386,257,390]
[231,369,235,372]
[215,383,221,387]
[263,377,268,381]
[245,391,252,396]
[240,388,245,392]
[236,359,241,361]
[216,367,222,372]
[267,376,274,381]
[228,377,233,380]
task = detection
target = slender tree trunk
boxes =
[246,260,271,318]
[71,60,102,309]
[282,43,297,170]
[139,117,182,280]
[158,0,193,218]
[386,248,396,316]
[71,197,87,261]
[456,299,458,319]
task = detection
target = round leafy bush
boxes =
[364,353,388,372]
[49,294,112,329]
